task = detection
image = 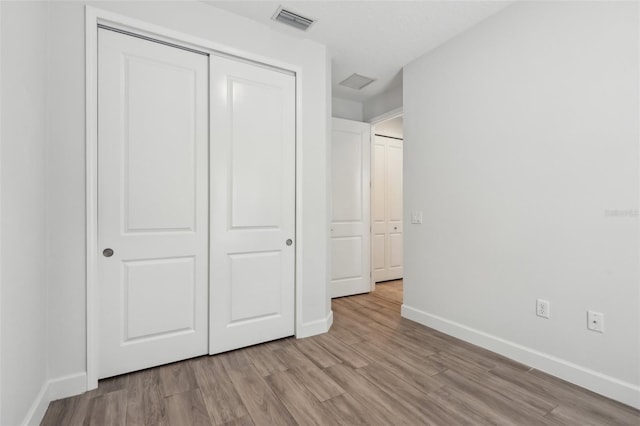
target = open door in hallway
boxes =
[330,118,371,298]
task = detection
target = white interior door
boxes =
[373,135,403,282]
[97,28,209,378]
[330,118,371,298]
[209,55,296,354]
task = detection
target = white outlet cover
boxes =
[536,299,550,318]
[411,211,423,224]
[587,310,604,333]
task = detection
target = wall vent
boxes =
[272,6,316,31]
[339,73,376,90]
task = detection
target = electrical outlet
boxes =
[536,299,550,318]
[587,310,604,333]
[411,211,423,224]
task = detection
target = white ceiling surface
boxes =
[205,1,513,102]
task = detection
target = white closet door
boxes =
[330,118,371,298]
[97,28,209,378]
[373,135,403,282]
[209,55,296,354]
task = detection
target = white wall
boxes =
[403,1,640,408]
[363,84,402,122]
[326,54,334,319]
[45,0,330,401]
[1,2,49,425]
[332,97,363,121]
[374,116,403,139]
[1,4,3,422]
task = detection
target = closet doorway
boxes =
[372,115,403,284]
[92,21,296,381]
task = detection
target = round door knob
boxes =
[394,226,398,230]
[286,239,293,246]
[103,248,114,257]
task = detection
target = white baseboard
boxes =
[21,382,48,426]
[47,372,87,402]
[401,304,640,410]
[22,372,87,426]
[297,310,334,338]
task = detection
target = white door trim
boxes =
[85,6,304,391]
[368,107,403,126]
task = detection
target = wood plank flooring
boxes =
[42,280,640,425]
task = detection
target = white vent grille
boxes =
[339,73,376,90]
[272,7,316,31]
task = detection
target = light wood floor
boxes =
[42,280,639,425]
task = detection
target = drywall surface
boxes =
[364,84,402,122]
[375,116,403,139]
[1,5,3,423]
[1,2,49,424]
[403,0,640,406]
[326,53,334,320]
[332,97,363,121]
[46,0,329,382]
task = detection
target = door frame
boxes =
[85,6,304,390]
[368,108,403,290]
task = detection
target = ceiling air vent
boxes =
[272,6,316,31]
[339,73,376,90]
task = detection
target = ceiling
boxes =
[205,1,513,103]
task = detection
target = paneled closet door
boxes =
[373,135,403,283]
[97,28,209,379]
[209,55,296,354]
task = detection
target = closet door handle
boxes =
[103,248,114,257]
[286,239,293,246]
